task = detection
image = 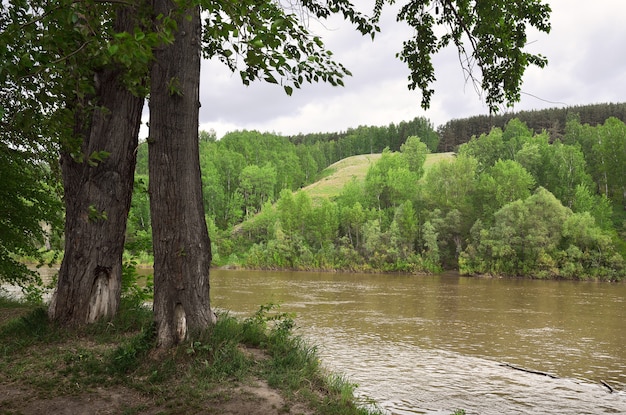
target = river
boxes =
[208,269,626,415]
[8,267,625,414]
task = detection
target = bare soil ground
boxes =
[0,380,313,415]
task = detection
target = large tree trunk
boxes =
[149,1,215,349]
[49,9,144,324]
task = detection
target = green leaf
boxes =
[87,151,111,166]
[284,85,293,96]
[108,44,119,56]
[271,18,284,31]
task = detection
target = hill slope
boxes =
[302,152,455,202]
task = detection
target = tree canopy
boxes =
[191,117,625,280]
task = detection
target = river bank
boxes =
[8,265,626,413]
[0,296,396,415]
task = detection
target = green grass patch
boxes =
[424,151,455,170]
[0,298,386,414]
[303,154,382,202]
[303,152,454,203]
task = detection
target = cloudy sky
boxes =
[186,1,626,139]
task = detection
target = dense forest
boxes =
[126,110,626,281]
[437,102,626,151]
[132,116,439,230]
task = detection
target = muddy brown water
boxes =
[208,269,626,415]
[10,267,626,414]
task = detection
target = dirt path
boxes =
[0,379,314,415]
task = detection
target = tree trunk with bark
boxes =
[149,1,215,349]
[49,8,144,325]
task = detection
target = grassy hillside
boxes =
[302,152,455,202]
[302,154,381,201]
[231,151,455,237]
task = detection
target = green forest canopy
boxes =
[2,103,624,283]
[126,110,625,280]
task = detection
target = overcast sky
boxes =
[162,1,626,139]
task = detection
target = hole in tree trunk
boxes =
[175,303,187,343]
[87,266,112,323]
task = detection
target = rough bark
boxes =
[49,9,144,324]
[149,1,215,349]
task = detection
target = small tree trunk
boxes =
[149,1,215,349]
[50,70,143,324]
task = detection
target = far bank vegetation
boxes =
[117,106,626,280]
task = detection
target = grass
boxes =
[0,297,385,415]
[303,154,382,202]
[424,152,455,170]
[302,152,455,202]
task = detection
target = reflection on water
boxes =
[209,270,626,415]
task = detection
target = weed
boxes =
[0,307,55,353]
[121,258,153,307]
[109,324,156,374]
[183,314,251,382]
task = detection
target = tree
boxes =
[474,159,535,222]
[0,145,62,286]
[422,154,478,215]
[392,200,418,256]
[458,127,505,170]
[125,175,152,255]
[561,212,624,279]
[202,147,246,229]
[239,163,277,218]
[50,67,145,324]
[0,4,64,287]
[397,117,439,152]
[596,118,626,208]
[538,141,593,208]
[463,187,569,276]
[514,132,550,181]
[564,116,626,208]
[400,136,430,178]
[203,0,550,111]
[571,184,613,231]
[502,118,533,159]
[148,1,216,348]
[421,220,440,266]
[396,1,550,111]
[427,208,465,266]
[296,146,319,183]
[421,155,479,264]
[462,187,624,279]
[308,199,339,250]
[364,149,409,211]
[340,202,366,249]
[1,0,166,323]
